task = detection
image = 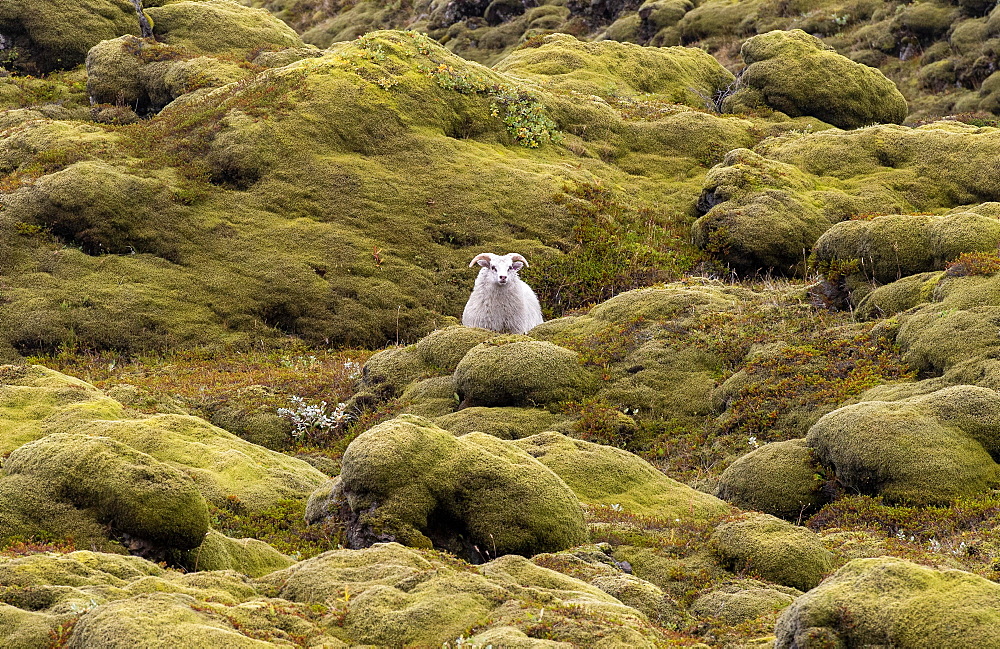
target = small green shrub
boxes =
[944,251,1000,277]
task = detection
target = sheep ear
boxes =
[509,254,529,268]
[470,253,493,268]
[511,261,524,271]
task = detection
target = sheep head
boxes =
[469,253,528,286]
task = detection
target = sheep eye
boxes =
[491,266,496,271]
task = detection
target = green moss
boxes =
[178,530,293,576]
[4,432,210,550]
[513,432,730,520]
[145,0,303,57]
[712,512,833,591]
[434,406,574,439]
[315,415,587,560]
[774,557,1000,648]
[723,29,907,129]
[716,439,828,522]
[690,580,798,625]
[454,339,596,407]
[806,385,1000,505]
[0,0,139,74]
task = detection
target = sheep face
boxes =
[470,253,527,286]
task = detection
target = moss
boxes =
[315,415,587,560]
[812,211,1000,294]
[774,557,1000,648]
[66,413,329,511]
[0,365,125,455]
[177,530,293,576]
[494,33,733,107]
[454,339,596,407]
[68,592,277,648]
[805,386,1000,505]
[0,0,139,74]
[413,325,497,372]
[434,406,575,439]
[399,375,458,417]
[0,604,64,649]
[716,439,828,522]
[855,271,944,319]
[144,0,303,57]
[86,36,252,115]
[4,432,210,550]
[589,573,681,625]
[712,512,833,591]
[724,29,907,129]
[690,580,798,625]
[513,432,730,520]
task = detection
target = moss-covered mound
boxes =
[144,0,303,57]
[3,432,210,550]
[775,557,1000,648]
[514,431,730,520]
[307,415,588,561]
[716,438,828,521]
[693,123,1000,275]
[712,512,833,591]
[806,385,1000,505]
[690,579,799,625]
[494,33,734,107]
[0,0,140,74]
[454,338,596,407]
[722,29,907,129]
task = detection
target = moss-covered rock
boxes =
[494,33,734,107]
[715,438,828,521]
[0,0,139,74]
[434,405,574,438]
[805,385,1000,505]
[712,512,833,591]
[86,36,252,114]
[774,557,1000,648]
[310,415,588,561]
[144,0,303,57]
[454,338,596,407]
[177,530,294,576]
[4,433,209,551]
[722,29,907,129]
[693,123,1000,275]
[691,579,799,625]
[514,431,730,520]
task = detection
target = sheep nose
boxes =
[498,275,507,282]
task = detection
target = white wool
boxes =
[462,252,543,334]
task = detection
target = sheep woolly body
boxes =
[462,252,544,334]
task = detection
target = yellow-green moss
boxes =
[178,530,293,576]
[716,439,828,521]
[434,406,575,439]
[320,415,587,560]
[723,29,907,129]
[712,512,833,591]
[775,557,1000,648]
[454,339,596,407]
[514,432,730,520]
[4,432,210,550]
[805,385,1000,505]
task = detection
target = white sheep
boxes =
[462,252,543,334]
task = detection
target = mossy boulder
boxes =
[6,160,184,257]
[454,338,596,407]
[716,439,828,521]
[86,36,251,114]
[775,558,1000,648]
[806,385,1000,505]
[712,513,833,591]
[434,406,574,439]
[812,211,1000,295]
[494,33,734,107]
[722,29,907,129]
[3,432,210,550]
[0,364,124,455]
[855,270,945,320]
[309,415,588,561]
[514,431,730,520]
[691,579,799,625]
[177,530,294,577]
[693,123,1000,276]
[144,0,303,57]
[0,0,139,74]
